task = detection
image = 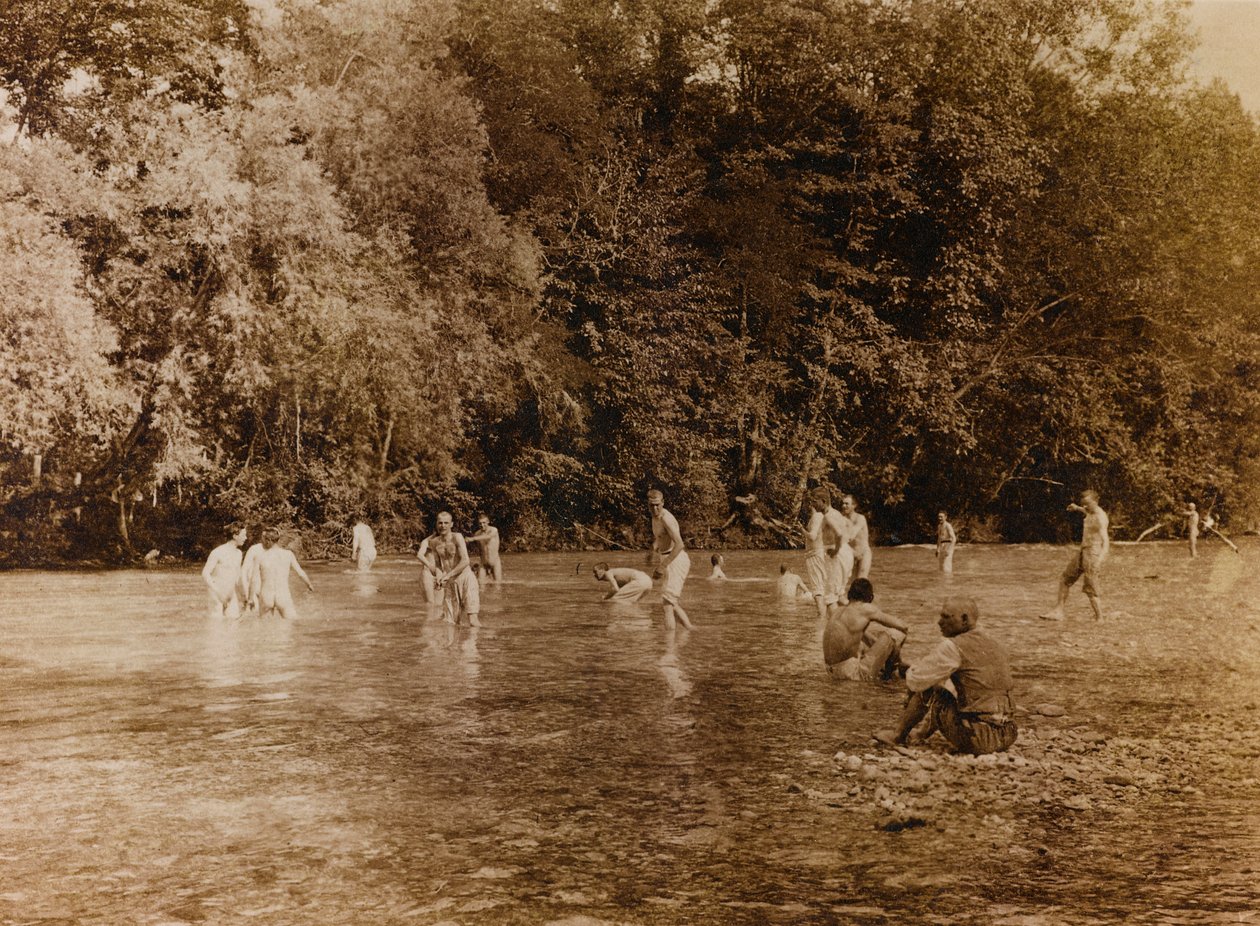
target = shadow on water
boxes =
[0,543,1257,923]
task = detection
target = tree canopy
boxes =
[2,0,1259,564]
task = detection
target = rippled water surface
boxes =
[1,542,1258,924]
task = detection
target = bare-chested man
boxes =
[842,494,872,580]
[649,489,693,630]
[417,511,480,626]
[467,513,502,582]
[1041,490,1109,621]
[202,523,247,619]
[594,562,653,603]
[807,488,853,616]
[255,528,314,619]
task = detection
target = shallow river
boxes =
[1,542,1258,925]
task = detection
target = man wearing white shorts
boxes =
[417,511,481,626]
[648,489,693,630]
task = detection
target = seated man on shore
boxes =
[822,578,909,681]
[874,595,1017,755]
[594,562,653,603]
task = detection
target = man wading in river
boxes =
[649,489,693,630]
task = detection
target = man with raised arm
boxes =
[202,523,247,619]
[417,511,480,626]
[648,489,693,630]
[1041,489,1109,621]
[467,512,502,582]
[255,528,314,620]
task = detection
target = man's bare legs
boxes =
[664,600,693,631]
[1040,581,1070,621]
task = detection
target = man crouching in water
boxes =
[418,511,481,626]
[874,595,1017,755]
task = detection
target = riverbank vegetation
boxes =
[3,0,1259,564]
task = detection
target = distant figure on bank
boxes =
[418,511,480,626]
[808,487,852,616]
[823,578,909,681]
[1181,502,1199,558]
[709,553,728,580]
[874,595,1017,755]
[144,548,162,566]
[467,513,502,582]
[777,564,811,600]
[255,528,314,619]
[1041,489,1109,621]
[202,523,247,619]
[594,562,653,603]
[351,518,377,572]
[842,494,872,580]
[936,511,957,574]
[648,489,693,630]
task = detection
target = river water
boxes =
[1,542,1257,924]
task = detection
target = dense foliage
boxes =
[2,0,1259,564]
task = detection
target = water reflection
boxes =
[0,544,1255,924]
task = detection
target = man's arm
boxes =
[201,549,221,587]
[290,553,314,591]
[602,573,622,599]
[467,528,490,544]
[904,638,962,693]
[416,537,438,575]
[869,608,909,634]
[1099,510,1111,561]
[804,512,823,542]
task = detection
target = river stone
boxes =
[857,765,880,782]
[1035,703,1067,717]
[844,756,863,772]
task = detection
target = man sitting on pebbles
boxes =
[822,578,909,681]
[874,595,1017,755]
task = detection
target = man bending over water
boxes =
[649,489,693,630]
[202,523,246,619]
[418,511,481,626]
[875,595,1017,755]
[255,528,314,620]
[594,563,653,603]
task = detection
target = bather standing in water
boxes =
[467,513,502,582]
[649,488,693,630]
[351,519,377,572]
[202,523,247,619]
[417,511,480,626]
[255,528,314,619]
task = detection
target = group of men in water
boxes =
[201,524,314,621]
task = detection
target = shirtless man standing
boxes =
[936,511,957,574]
[648,489,693,630]
[255,528,314,619]
[1041,490,1109,621]
[417,511,480,626]
[467,513,502,582]
[202,523,247,619]
[1181,502,1199,558]
[842,494,872,580]
[810,488,853,615]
